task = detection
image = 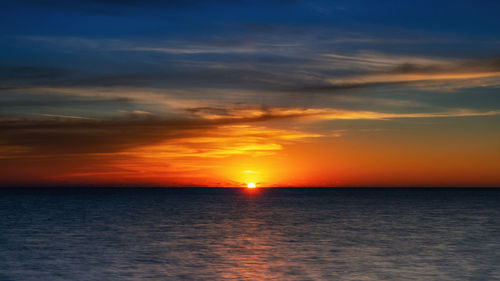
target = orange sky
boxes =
[2,114,499,187]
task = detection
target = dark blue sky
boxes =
[3,1,500,36]
[2,0,500,117]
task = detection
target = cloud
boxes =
[134,124,321,159]
[185,106,500,122]
[16,35,500,94]
[1,102,499,185]
[2,105,497,157]
[39,113,97,120]
[128,46,267,55]
[322,52,454,70]
[0,108,323,186]
[0,95,134,108]
[0,66,68,80]
[327,72,500,86]
[0,110,302,157]
[314,108,500,120]
[0,117,206,155]
[327,56,500,85]
[301,53,500,92]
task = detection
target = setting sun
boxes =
[247,182,256,189]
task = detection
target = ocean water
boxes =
[1,188,500,281]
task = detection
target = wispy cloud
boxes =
[2,105,497,158]
[14,35,500,94]
[185,106,500,121]
[298,53,500,92]
[322,52,454,70]
[39,113,97,120]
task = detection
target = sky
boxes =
[1,0,500,187]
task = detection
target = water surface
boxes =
[1,188,500,280]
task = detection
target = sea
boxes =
[1,188,499,281]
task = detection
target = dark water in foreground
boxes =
[1,188,500,281]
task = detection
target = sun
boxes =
[247,182,256,189]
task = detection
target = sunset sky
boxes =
[1,0,500,187]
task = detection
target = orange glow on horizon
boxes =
[247,182,256,188]
[3,115,500,187]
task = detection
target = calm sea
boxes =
[1,188,500,280]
